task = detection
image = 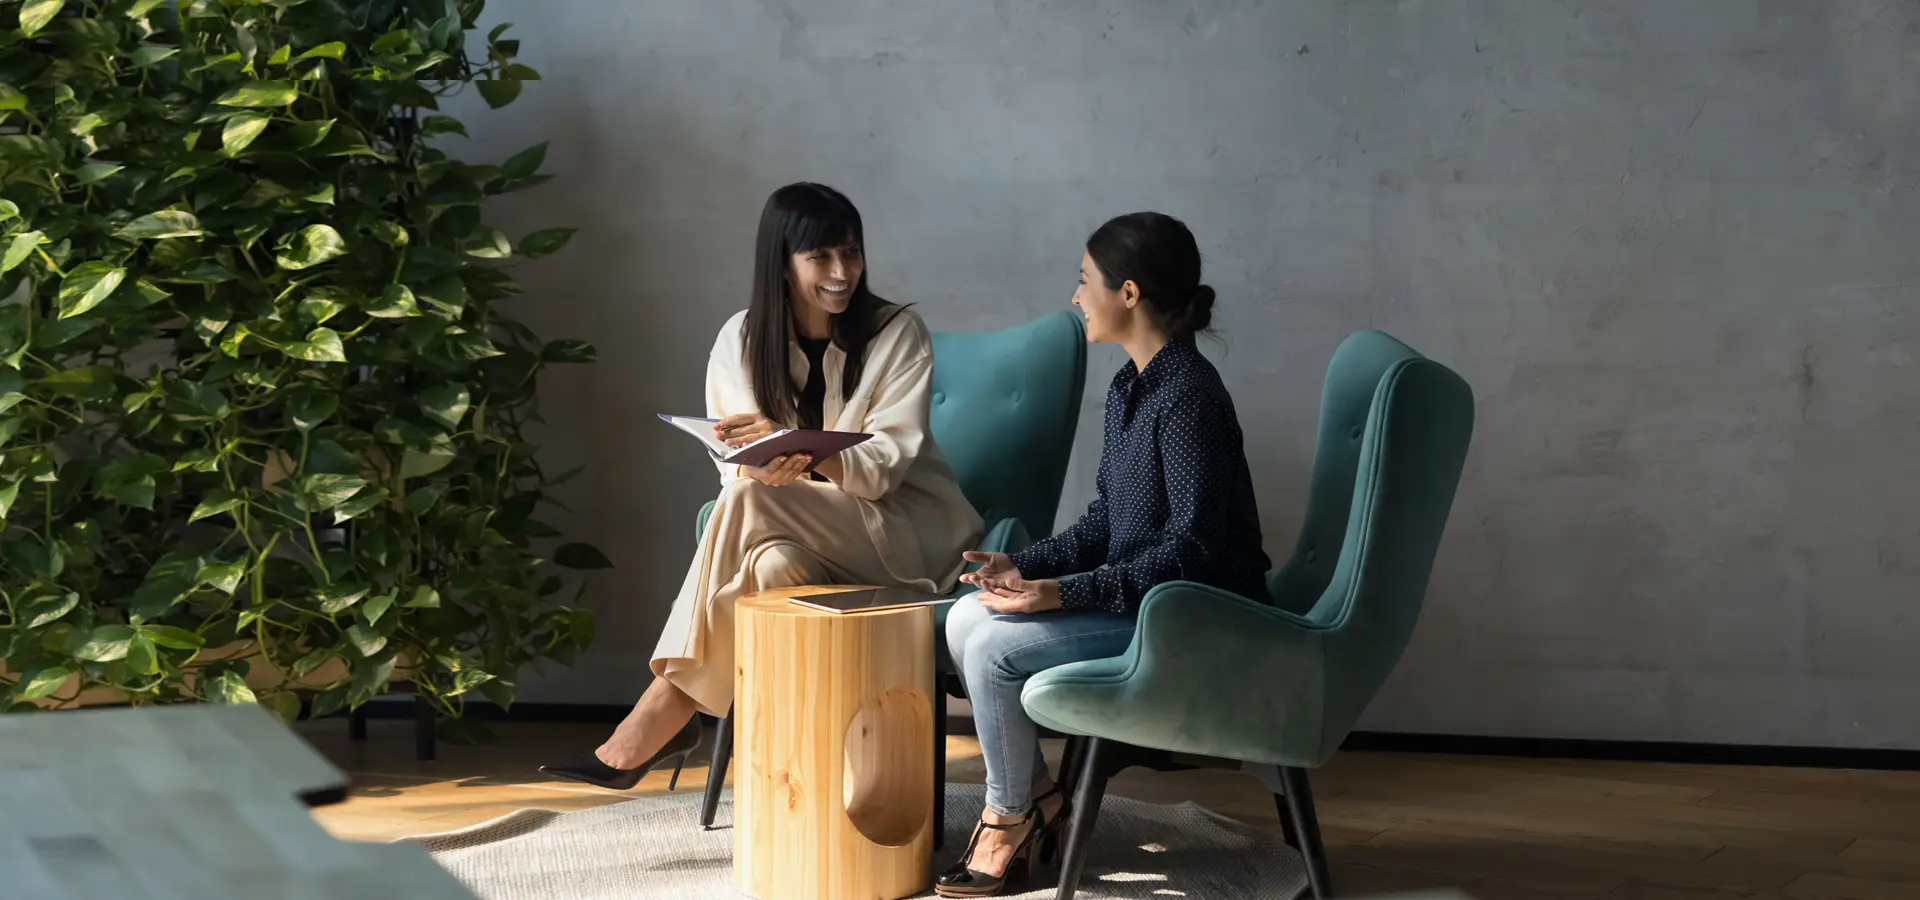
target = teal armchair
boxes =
[1021,331,1475,899]
[693,311,1089,835]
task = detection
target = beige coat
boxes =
[650,307,982,714]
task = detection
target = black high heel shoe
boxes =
[935,788,1065,898]
[538,719,703,791]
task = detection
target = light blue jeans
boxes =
[945,591,1137,816]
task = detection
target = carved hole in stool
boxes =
[842,687,933,847]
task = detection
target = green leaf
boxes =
[260,691,301,725]
[216,80,298,108]
[199,559,245,594]
[368,220,409,247]
[20,666,71,700]
[287,387,338,431]
[542,340,597,364]
[286,118,334,149]
[520,227,577,259]
[316,582,370,614]
[300,473,366,511]
[221,113,270,155]
[344,624,386,657]
[505,63,542,81]
[275,224,346,270]
[0,367,23,414]
[332,489,387,523]
[0,480,19,519]
[21,590,79,629]
[75,163,123,185]
[298,41,346,61]
[172,449,221,473]
[143,625,204,650]
[501,141,547,181]
[131,43,178,67]
[477,78,522,109]
[401,448,455,479]
[466,227,511,258]
[362,591,396,626]
[418,384,471,429]
[404,484,444,515]
[128,551,200,618]
[126,0,165,16]
[188,490,244,522]
[403,586,441,609]
[364,284,419,318]
[105,476,156,509]
[292,648,333,679]
[421,115,467,138]
[58,262,126,319]
[115,210,203,240]
[268,45,292,66]
[207,670,256,705]
[452,668,496,695]
[2,231,43,274]
[285,327,347,362]
[302,184,335,206]
[0,199,17,222]
[553,542,614,570]
[73,625,135,663]
[299,293,342,324]
[18,0,65,37]
[126,633,159,676]
[308,687,348,719]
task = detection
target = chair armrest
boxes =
[1022,580,1336,767]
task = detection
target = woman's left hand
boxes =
[976,577,1063,614]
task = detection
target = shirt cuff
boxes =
[1057,573,1100,611]
[1009,547,1058,580]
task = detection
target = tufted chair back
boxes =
[928,311,1088,543]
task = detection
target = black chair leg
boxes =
[1272,792,1301,849]
[1278,766,1332,898]
[1056,735,1090,798]
[414,694,436,762]
[1055,737,1115,900]
[348,705,368,741]
[701,710,733,830]
[933,693,947,850]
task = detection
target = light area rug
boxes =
[404,783,1308,899]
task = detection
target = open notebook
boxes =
[658,414,872,470]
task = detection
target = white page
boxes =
[659,415,792,461]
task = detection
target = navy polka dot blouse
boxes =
[1011,335,1272,613]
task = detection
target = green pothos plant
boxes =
[0,0,606,738]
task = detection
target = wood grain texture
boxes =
[0,703,473,900]
[734,585,934,900]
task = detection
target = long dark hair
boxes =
[1085,211,1215,337]
[744,183,907,429]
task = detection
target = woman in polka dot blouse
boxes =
[936,212,1271,898]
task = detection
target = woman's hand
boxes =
[959,551,1021,591]
[743,453,813,487]
[977,577,1064,614]
[715,413,779,449]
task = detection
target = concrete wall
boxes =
[463,1,1920,749]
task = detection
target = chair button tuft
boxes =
[933,392,946,405]
[1306,549,1318,564]
[1350,425,1362,440]
[1010,389,1023,405]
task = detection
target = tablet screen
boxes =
[787,587,944,614]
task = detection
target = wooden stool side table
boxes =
[734,586,935,900]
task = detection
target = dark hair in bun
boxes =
[1085,211,1216,337]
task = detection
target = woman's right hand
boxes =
[715,413,779,449]
[960,551,1022,591]
[744,453,813,487]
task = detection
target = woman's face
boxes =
[1073,251,1133,343]
[786,241,864,317]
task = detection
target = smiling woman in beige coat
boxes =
[541,183,982,789]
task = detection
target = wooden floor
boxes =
[302,720,1920,900]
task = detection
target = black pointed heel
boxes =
[936,785,1066,899]
[538,718,702,791]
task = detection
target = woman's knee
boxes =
[944,592,992,671]
[747,542,823,588]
